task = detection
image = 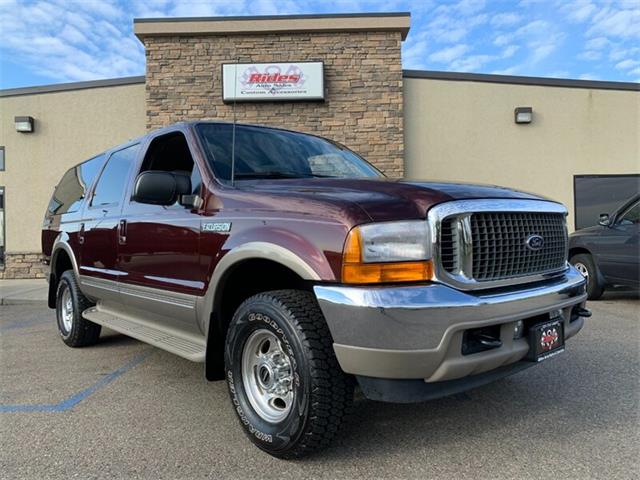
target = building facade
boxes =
[0,12,638,278]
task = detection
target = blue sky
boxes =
[0,0,639,89]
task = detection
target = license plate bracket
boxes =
[527,318,565,362]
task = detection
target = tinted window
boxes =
[196,123,382,183]
[48,154,105,215]
[619,202,639,225]
[92,145,138,207]
[137,132,201,202]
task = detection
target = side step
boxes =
[82,307,206,362]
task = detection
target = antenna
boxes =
[230,58,239,187]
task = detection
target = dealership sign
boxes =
[222,62,324,102]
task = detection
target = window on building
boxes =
[47,154,105,215]
[91,144,139,207]
[0,146,5,171]
[135,132,202,204]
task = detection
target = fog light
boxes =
[513,320,524,339]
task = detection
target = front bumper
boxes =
[314,266,587,385]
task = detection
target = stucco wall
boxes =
[142,31,404,177]
[0,84,145,276]
[404,77,640,231]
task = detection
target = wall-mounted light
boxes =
[514,107,532,124]
[15,116,35,133]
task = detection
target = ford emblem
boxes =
[526,234,545,251]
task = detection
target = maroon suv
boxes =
[42,121,589,458]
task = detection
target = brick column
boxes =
[136,14,409,177]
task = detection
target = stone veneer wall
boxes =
[0,253,47,279]
[143,31,404,177]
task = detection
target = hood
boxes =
[234,178,550,223]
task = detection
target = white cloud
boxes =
[587,6,640,39]
[429,44,469,63]
[615,59,640,71]
[564,0,597,23]
[585,36,609,50]
[491,12,522,27]
[454,0,486,15]
[501,45,519,58]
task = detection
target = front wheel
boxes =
[224,290,354,459]
[571,253,604,300]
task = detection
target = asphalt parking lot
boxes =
[1,292,638,480]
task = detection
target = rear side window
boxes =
[47,154,105,215]
[91,145,138,207]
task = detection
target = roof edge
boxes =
[134,12,411,40]
[0,76,146,98]
[402,70,640,92]
[134,12,411,23]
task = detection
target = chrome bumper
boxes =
[314,266,587,383]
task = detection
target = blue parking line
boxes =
[0,350,152,413]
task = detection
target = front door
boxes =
[116,131,205,336]
[598,200,640,286]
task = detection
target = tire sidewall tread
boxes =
[224,289,353,459]
[56,270,101,347]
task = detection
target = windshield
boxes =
[195,123,383,183]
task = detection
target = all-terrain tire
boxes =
[570,253,605,300]
[56,270,101,347]
[224,289,354,459]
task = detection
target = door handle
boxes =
[118,219,127,245]
[78,223,85,245]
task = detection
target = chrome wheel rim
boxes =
[574,262,589,282]
[60,288,73,334]
[241,329,294,423]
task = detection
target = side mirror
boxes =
[133,171,179,206]
[598,213,611,227]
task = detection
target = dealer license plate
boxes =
[528,319,565,362]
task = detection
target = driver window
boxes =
[619,202,639,225]
[136,132,202,206]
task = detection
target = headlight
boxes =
[342,220,434,284]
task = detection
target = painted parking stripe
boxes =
[0,350,152,413]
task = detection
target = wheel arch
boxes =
[48,240,81,308]
[200,243,322,381]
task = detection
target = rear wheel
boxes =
[571,253,604,300]
[224,290,354,459]
[56,270,101,347]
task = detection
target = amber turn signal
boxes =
[341,228,434,284]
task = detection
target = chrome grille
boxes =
[470,212,566,281]
[439,212,567,282]
[440,218,459,272]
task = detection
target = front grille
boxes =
[440,218,459,272]
[439,212,567,282]
[470,212,566,281]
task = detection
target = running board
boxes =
[82,307,206,362]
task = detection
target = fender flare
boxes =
[196,241,321,332]
[48,236,81,307]
[197,242,323,381]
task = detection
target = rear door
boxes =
[116,130,205,335]
[78,144,139,304]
